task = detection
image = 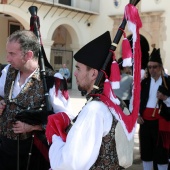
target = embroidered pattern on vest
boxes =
[90,117,121,170]
[0,66,54,140]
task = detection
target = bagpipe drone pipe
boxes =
[29,5,54,113]
[45,0,142,145]
[14,6,55,124]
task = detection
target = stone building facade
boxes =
[0,0,169,89]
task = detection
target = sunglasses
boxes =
[147,65,159,69]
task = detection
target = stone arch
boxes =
[0,4,30,29]
[0,5,31,63]
[47,17,83,48]
[47,18,84,89]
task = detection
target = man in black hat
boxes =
[48,31,134,170]
[138,48,170,170]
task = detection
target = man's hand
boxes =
[137,115,144,124]
[0,100,6,115]
[157,91,168,101]
[12,121,42,134]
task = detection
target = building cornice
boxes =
[108,10,164,20]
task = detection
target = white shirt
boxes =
[146,76,170,108]
[49,86,75,120]
[49,100,113,170]
[0,64,74,118]
[0,64,35,98]
[129,76,170,113]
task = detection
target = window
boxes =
[54,56,62,64]
[8,21,23,36]
[59,0,71,6]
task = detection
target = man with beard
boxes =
[48,31,135,170]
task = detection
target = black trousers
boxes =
[139,119,169,164]
[0,136,50,170]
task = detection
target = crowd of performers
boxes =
[0,3,170,170]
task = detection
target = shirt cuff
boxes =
[163,97,170,107]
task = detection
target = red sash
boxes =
[142,108,160,120]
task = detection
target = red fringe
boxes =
[55,78,69,100]
[62,90,69,100]
[55,78,61,96]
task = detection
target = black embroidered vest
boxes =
[0,66,54,140]
[90,116,122,170]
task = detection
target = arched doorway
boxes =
[51,25,73,89]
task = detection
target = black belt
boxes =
[0,132,32,141]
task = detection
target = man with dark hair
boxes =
[48,31,135,170]
[138,48,170,170]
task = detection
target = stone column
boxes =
[41,39,54,66]
[70,43,81,89]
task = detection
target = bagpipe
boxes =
[15,108,48,125]
[45,0,142,144]
[29,5,54,113]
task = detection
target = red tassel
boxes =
[122,38,132,67]
[109,61,121,89]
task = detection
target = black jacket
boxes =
[140,76,170,121]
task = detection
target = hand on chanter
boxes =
[157,91,168,101]
[137,115,144,124]
[12,121,42,134]
[0,100,6,115]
